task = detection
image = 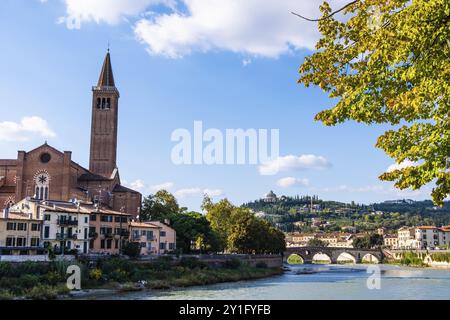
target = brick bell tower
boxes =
[89,50,119,178]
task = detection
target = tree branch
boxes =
[291,0,360,22]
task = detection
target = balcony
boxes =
[104,233,114,239]
[55,233,66,240]
[57,219,78,226]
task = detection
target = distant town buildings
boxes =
[286,232,354,248]
[384,226,450,250]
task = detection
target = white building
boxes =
[263,191,277,203]
[414,226,450,250]
[41,203,90,254]
[397,226,417,249]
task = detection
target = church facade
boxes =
[0,51,142,217]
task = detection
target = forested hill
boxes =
[243,195,450,215]
[242,195,450,233]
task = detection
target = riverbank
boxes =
[0,257,283,300]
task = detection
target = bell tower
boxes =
[89,50,119,178]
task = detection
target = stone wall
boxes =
[0,255,75,262]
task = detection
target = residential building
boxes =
[397,226,417,249]
[414,226,450,250]
[129,222,160,255]
[40,203,90,254]
[149,221,176,253]
[89,208,132,255]
[383,235,398,249]
[0,205,44,255]
[317,233,354,248]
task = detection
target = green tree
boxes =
[171,211,223,253]
[297,0,450,205]
[122,241,141,258]
[203,196,285,254]
[353,233,383,249]
[307,238,328,247]
[140,190,180,221]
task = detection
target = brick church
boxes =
[0,51,142,217]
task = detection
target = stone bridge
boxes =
[284,247,384,264]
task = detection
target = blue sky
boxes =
[0,0,432,211]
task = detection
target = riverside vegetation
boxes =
[0,257,282,300]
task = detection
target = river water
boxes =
[94,264,450,300]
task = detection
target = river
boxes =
[88,264,450,300]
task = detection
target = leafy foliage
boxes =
[140,191,221,253]
[202,197,286,254]
[298,0,450,205]
[122,241,141,258]
[307,238,328,247]
[353,233,384,249]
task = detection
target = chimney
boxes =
[164,219,170,225]
[3,208,9,219]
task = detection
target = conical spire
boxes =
[97,50,115,87]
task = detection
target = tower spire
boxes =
[97,50,115,87]
[90,51,119,178]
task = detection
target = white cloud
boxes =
[150,181,174,191]
[0,116,56,142]
[134,0,343,58]
[259,154,331,175]
[50,0,349,57]
[276,177,309,188]
[242,58,252,67]
[203,188,223,197]
[174,188,201,198]
[57,0,174,29]
[386,160,418,173]
[175,187,223,198]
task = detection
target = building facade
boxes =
[397,226,417,249]
[149,221,177,254]
[383,235,398,249]
[414,226,450,250]
[129,222,160,255]
[41,205,90,254]
[0,51,141,218]
[0,206,43,255]
[89,208,131,255]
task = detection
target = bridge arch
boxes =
[312,252,332,264]
[286,253,304,265]
[336,252,356,264]
[362,253,380,264]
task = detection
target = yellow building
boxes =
[0,204,44,255]
[148,221,177,254]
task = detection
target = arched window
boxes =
[34,172,50,200]
[106,98,111,109]
[97,98,101,109]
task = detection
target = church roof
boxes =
[97,50,115,87]
[78,172,111,182]
[113,184,140,194]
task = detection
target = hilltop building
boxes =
[263,191,278,203]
